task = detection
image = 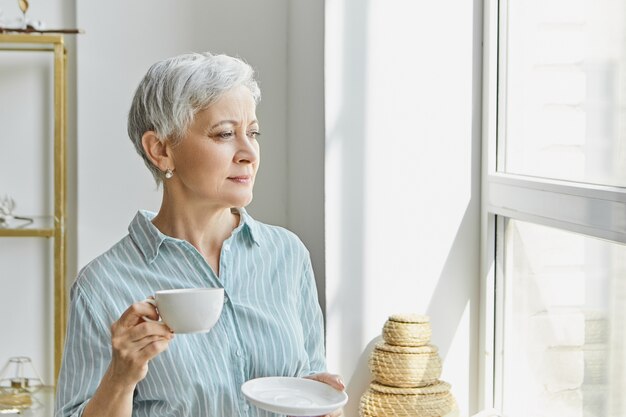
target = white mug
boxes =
[143,288,224,334]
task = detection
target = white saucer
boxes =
[241,376,348,416]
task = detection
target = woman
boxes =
[55,52,344,417]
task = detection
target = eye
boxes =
[247,130,261,139]
[217,131,234,139]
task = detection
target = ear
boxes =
[141,131,173,172]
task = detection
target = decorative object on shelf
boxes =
[0,0,83,34]
[0,357,47,414]
[0,195,33,229]
[17,0,28,29]
[360,314,459,417]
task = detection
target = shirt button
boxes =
[223,296,229,304]
[236,349,243,357]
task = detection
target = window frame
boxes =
[479,0,626,411]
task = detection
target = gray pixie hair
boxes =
[127,52,261,183]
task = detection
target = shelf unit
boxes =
[0,33,67,381]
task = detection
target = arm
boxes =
[56,288,173,417]
[82,301,173,417]
[298,256,327,373]
[298,256,345,417]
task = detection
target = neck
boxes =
[151,195,240,258]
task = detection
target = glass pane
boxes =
[500,219,626,417]
[501,0,626,187]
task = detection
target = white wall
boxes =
[324,1,483,415]
[76,0,288,265]
[286,0,327,312]
[0,0,77,385]
[75,0,327,308]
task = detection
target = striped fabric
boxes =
[55,208,326,417]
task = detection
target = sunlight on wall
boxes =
[325,0,481,415]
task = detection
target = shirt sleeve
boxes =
[299,254,327,375]
[55,284,111,417]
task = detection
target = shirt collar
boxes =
[235,207,261,247]
[129,208,260,264]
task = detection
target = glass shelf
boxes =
[0,217,55,238]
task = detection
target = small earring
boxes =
[164,168,174,179]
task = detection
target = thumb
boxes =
[305,372,345,391]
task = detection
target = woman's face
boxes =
[168,85,260,209]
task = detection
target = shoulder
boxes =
[253,220,308,252]
[244,214,313,270]
[68,234,145,328]
[73,234,140,294]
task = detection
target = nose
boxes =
[234,133,259,164]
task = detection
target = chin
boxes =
[230,193,254,208]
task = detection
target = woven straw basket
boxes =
[360,381,457,417]
[383,314,432,347]
[369,342,442,387]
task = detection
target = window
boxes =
[481,1,626,416]
[499,220,625,416]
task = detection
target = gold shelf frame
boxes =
[0,34,67,381]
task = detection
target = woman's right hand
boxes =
[82,301,174,417]
[107,301,174,389]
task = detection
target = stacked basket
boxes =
[360,314,458,417]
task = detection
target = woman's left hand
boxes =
[303,372,345,417]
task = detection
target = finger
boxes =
[117,302,159,328]
[305,373,345,391]
[126,321,174,342]
[110,306,167,348]
[112,330,173,358]
[137,338,171,362]
[119,335,170,361]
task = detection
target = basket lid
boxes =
[388,313,430,323]
[370,380,452,395]
[374,342,438,354]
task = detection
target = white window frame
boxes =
[479,0,626,411]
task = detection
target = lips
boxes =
[227,175,252,184]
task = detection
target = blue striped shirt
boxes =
[55,208,326,417]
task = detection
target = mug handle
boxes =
[142,298,166,325]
